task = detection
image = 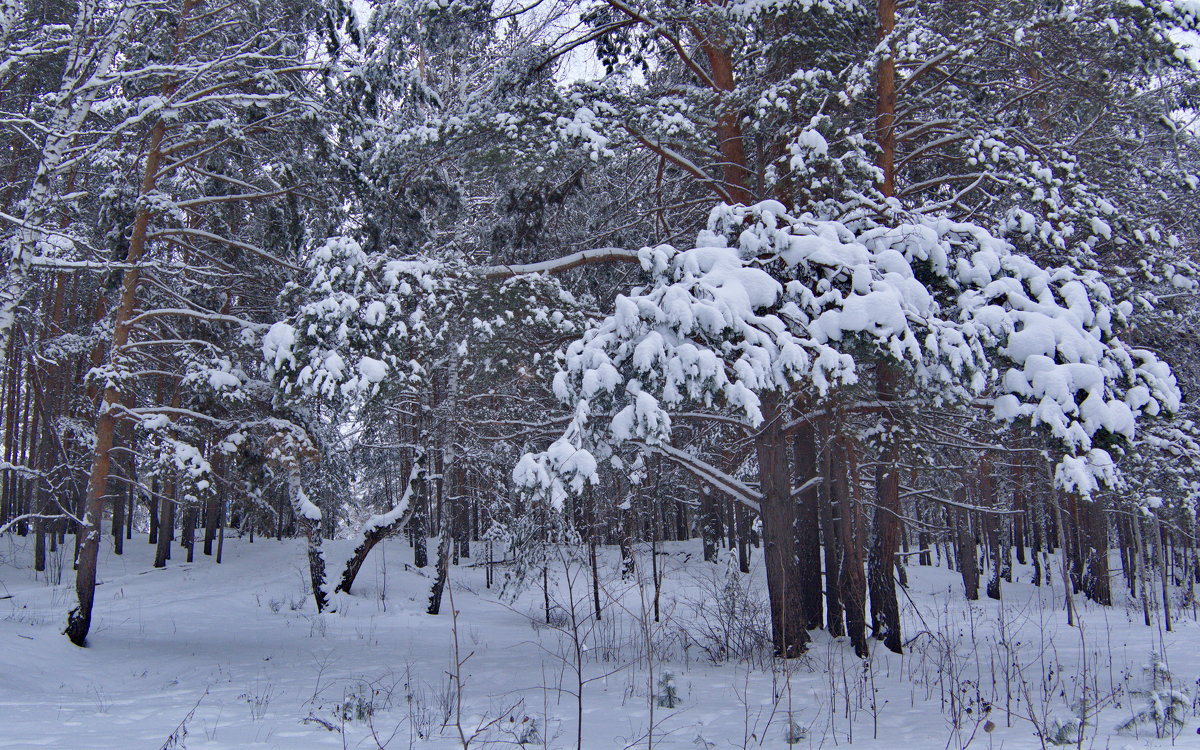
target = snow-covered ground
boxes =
[1,534,1198,749]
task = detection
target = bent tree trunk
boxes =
[756,392,809,657]
[336,459,427,594]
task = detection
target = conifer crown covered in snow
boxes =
[515,201,1179,506]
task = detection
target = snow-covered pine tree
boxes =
[61,0,327,645]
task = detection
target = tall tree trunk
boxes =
[982,457,1003,600]
[875,0,897,199]
[111,482,124,556]
[147,476,159,545]
[820,432,844,637]
[698,42,753,205]
[64,0,195,646]
[838,438,868,658]
[203,467,220,557]
[755,392,808,657]
[1080,499,1111,605]
[956,500,979,600]
[699,482,720,563]
[868,365,903,653]
[154,478,175,569]
[792,416,823,630]
[0,0,134,353]
[1051,483,1077,626]
[1153,514,1171,632]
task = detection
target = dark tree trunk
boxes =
[111,484,124,556]
[64,6,194,644]
[34,515,46,572]
[699,483,720,563]
[956,502,979,600]
[203,492,219,556]
[1013,465,1027,566]
[154,491,174,569]
[982,458,1002,601]
[755,392,808,657]
[1080,499,1112,605]
[1031,494,1044,586]
[820,433,844,637]
[147,480,159,545]
[183,504,197,563]
[792,417,823,630]
[836,439,868,657]
[426,534,451,616]
[868,366,903,653]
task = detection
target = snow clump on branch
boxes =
[516,201,1179,502]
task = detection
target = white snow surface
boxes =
[2,534,1198,748]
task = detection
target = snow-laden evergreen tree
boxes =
[53,0,330,645]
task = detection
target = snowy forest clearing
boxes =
[5,0,1200,748]
[2,534,1197,749]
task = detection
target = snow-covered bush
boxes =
[655,672,681,708]
[517,200,1179,503]
[1044,716,1083,747]
[1117,652,1191,739]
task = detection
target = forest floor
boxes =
[1,533,1198,749]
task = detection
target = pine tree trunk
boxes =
[154,483,175,569]
[755,392,808,657]
[868,366,903,653]
[203,491,219,556]
[147,476,159,545]
[64,0,195,646]
[1154,515,1171,631]
[792,417,823,630]
[956,503,979,600]
[875,0,897,198]
[982,458,1002,601]
[837,438,868,657]
[699,483,720,563]
[111,484,124,556]
[1080,499,1111,605]
[821,434,844,637]
[337,462,425,594]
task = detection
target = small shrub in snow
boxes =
[656,672,681,708]
[683,554,772,665]
[1116,652,1190,739]
[1043,716,1083,747]
[337,683,376,723]
[784,718,808,744]
[239,681,274,721]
